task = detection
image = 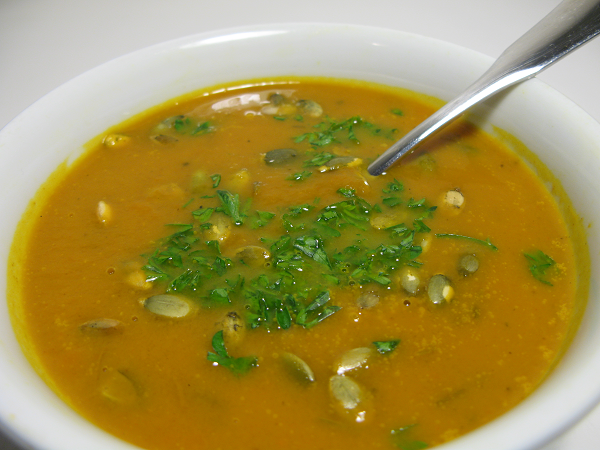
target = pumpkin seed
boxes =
[235,246,270,267]
[152,134,178,144]
[281,352,315,383]
[444,189,465,209]
[336,347,373,375]
[319,156,362,172]
[268,93,286,106]
[264,148,297,165]
[220,311,245,347]
[204,215,232,242]
[427,274,454,305]
[144,294,191,318]
[296,99,323,118]
[80,318,123,332]
[190,170,213,193]
[417,152,437,171]
[356,292,379,309]
[329,375,364,410]
[458,254,480,275]
[399,267,420,295]
[102,134,130,147]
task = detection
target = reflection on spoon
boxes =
[368,0,600,176]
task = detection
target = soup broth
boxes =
[9,78,585,449]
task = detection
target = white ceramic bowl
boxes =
[1,23,600,450]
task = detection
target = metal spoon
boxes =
[367,0,600,176]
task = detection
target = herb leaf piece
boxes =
[524,250,556,285]
[216,190,245,225]
[207,330,258,375]
[391,425,428,450]
[286,171,313,181]
[435,233,498,251]
[296,291,341,329]
[373,339,401,354]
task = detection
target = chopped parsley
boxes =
[211,174,221,188]
[390,426,428,450]
[207,330,257,375]
[435,233,498,251]
[142,183,432,332]
[524,250,556,285]
[286,170,313,181]
[171,116,214,136]
[294,115,397,150]
[373,339,401,354]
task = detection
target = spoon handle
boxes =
[368,0,600,176]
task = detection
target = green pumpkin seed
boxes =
[335,347,373,375]
[80,318,123,332]
[427,274,454,305]
[329,375,364,410]
[458,254,479,275]
[144,294,191,318]
[282,352,315,383]
[264,148,297,165]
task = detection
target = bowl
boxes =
[1,23,600,450]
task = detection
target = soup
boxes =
[8,78,586,449]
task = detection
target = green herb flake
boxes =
[524,250,556,285]
[296,291,341,329]
[390,426,428,450]
[435,233,498,251]
[208,288,230,303]
[216,190,245,225]
[286,171,313,181]
[373,339,401,354]
[383,179,404,193]
[391,108,404,116]
[251,210,276,229]
[337,187,356,198]
[303,151,337,167]
[171,117,214,136]
[211,174,221,188]
[383,197,403,207]
[192,207,214,222]
[207,330,258,375]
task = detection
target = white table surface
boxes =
[1,1,599,449]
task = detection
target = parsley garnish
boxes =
[373,339,401,354]
[390,426,428,450]
[524,250,555,285]
[143,186,430,331]
[303,151,336,167]
[295,291,341,329]
[216,190,246,225]
[295,116,396,148]
[207,330,257,375]
[435,233,498,251]
[211,174,221,188]
[286,170,313,181]
[251,210,276,229]
[172,116,214,135]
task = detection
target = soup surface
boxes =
[10,79,584,449]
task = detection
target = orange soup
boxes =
[9,78,585,449]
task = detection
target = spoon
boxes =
[367,0,600,176]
